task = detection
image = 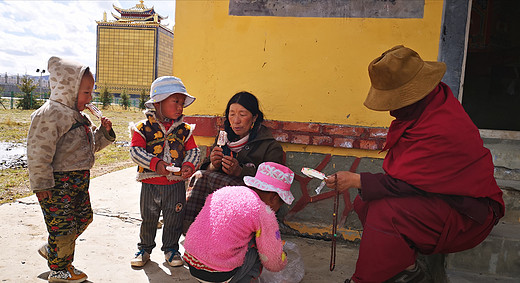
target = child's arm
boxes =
[254,204,288,272]
[93,116,116,152]
[27,113,62,193]
[181,135,200,179]
[129,129,167,174]
[101,116,112,131]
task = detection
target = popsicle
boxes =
[301,167,327,194]
[217,130,227,146]
[301,167,325,180]
[85,103,102,119]
[165,165,181,172]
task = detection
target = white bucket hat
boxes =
[243,162,295,205]
[145,76,196,109]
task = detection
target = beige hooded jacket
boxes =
[27,56,115,192]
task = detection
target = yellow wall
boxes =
[174,0,444,129]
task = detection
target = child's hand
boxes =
[155,161,170,176]
[101,117,112,131]
[36,190,52,200]
[181,165,194,179]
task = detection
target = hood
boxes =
[47,56,89,110]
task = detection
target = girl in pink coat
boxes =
[183,162,294,283]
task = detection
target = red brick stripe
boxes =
[184,116,387,150]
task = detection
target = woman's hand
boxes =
[221,155,242,176]
[325,171,361,192]
[101,117,112,131]
[36,190,52,200]
[155,160,170,176]
[209,146,224,170]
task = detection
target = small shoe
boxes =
[384,264,425,283]
[48,264,87,283]
[38,243,49,260]
[131,249,150,267]
[165,249,183,267]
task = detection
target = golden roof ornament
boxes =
[111,0,167,23]
[96,0,171,29]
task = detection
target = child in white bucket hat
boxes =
[144,76,196,109]
[129,76,200,268]
[183,162,294,283]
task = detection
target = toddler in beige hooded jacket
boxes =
[27,56,115,282]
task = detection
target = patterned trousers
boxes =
[38,170,92,271]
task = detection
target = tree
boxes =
[16,75,41,109]
[99,87,112,109]
[139,89,147,109]
[120,89,130,110]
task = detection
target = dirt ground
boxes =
[0,166,358,282]
[0,107,143,205]
[1,160,134,204]
[90,160,135,178]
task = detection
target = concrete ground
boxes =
[0,167,357,282]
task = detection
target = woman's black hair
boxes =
[224,91,264,141]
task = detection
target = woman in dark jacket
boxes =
[184,91,284,230]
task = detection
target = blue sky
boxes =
[0,0,175,76]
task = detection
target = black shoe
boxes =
[384,264,425,283]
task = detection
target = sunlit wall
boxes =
[174,0,444,155]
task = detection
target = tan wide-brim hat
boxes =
[364,45,447,111]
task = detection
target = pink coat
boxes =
[184,186,287,272]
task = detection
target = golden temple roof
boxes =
[111,0,167,23]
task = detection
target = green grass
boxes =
[0,106,145,204]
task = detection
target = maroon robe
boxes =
[351,83,504,283]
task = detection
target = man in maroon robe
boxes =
[326,45,504,283]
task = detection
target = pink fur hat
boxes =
[243,162,295,205]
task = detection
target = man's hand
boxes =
[325,171,361,192]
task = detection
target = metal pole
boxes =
[39,73,42,99]
[36,69,45,101]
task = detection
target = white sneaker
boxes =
[130,249,150,267]
[38,243,49,260]
[165,250,183,267]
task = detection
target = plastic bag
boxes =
[255,241,305,283]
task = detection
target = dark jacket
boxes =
[200,125,284,178]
